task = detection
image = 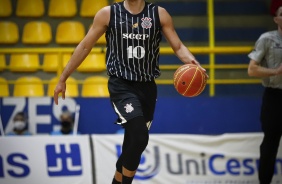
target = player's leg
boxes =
[259,88,282,184]
[112,172,122,184]
[113,117,149,184]
[259,126,282,184]
[118,79,157,183]
[112,128,130,184]
[108,76,157,184]
[121,116,149,183]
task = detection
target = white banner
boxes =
[92,133,282,184]
[0,135,93,184]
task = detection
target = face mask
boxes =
[14,121,26,130]
[61,121,72,128]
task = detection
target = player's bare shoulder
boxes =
[157,6,173,27]
[93,6,111,26]
[158,6,167,17]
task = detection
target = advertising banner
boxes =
[0,135,93,184]
[92,133,282,184]
[0,96,262,135]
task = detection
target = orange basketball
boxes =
[173,64,207,97]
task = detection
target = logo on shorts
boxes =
[141,17,152,29]
[124,103,134,113]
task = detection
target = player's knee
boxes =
[122,133,148,171]
[133,130,149,152]
[125,116,149,152]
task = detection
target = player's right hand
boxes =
[54,81,66,105]
[191,60,209,78]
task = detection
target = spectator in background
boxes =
[248,0,282,183]
[50,111,78,135]
[7,112,32,136]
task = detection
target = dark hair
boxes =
[60,111,74,122]
[14,112,27,121]
[270,0,282,16]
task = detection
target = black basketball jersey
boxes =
[106,1,162,82]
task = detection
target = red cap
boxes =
[270,0,282,16]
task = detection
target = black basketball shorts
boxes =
[108,76,157,129]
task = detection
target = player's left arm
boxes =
[159,6,206,73]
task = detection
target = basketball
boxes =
[173,64,207,97]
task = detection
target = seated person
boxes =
[50,111,79,135]
[7,112,32,136]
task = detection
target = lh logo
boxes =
[46,144,82,176]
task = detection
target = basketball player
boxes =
[248,0,282,183]
[54,0,207,183]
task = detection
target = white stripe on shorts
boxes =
[113,102,127,124]
[147,121,152,130]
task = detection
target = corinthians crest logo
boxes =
[141,17,152,29]
[124,103,134,113]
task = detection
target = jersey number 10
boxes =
[127,46,145,59]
